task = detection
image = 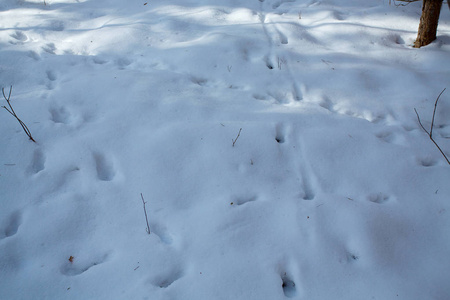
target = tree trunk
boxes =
[414,0,443,48]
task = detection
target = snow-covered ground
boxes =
[1,0,450,299]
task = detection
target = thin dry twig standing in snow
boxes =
[2,86,36,143]
[232,128,242,147]
[414,88,449,165]
[140,193,151,234]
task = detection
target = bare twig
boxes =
[414,88,449,165]
[2,86,36,143]
[430,88,446,138]
[232,128,242,147]
[140,193,151,234]
[414,108,430,135]
[390,0,420,7]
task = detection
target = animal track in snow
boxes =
[275,123,287,144]
[297,153,316,200]
[116,57,132,69]
[417,156,438,167]
[10,31,28,44]
[231,194,258,206]
[93,152,116,181]
[42,43,57,54]
[190,76,208,86]
[298,172,315,201]
[272,0,296,10]
[0,211,22,240]
[151,266,184,288]
[49,20,65,31]
[264,56,274,70]
[312,94,335,112]
[375,130,407,146]
[27,51,40,61]
[280,272,297,298]
[46,70,57,89]
[274,123,315,200]
[330,9,346,21]
[46,70,57,82]
[299,177,315,201]
[368,193,390,204]
[29,149,46,174]
[290,84,303,101]
[376,131,394,143]
[93,57,108,65]
[346,251,360,262]
[267,91,294,104]
[253,93,268,101]
[276,29,289,45]
[60,252,109,276]
[49,105,71,124]
[151,223,174,245]
[307,0,321,7]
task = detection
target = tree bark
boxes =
[414,0,443,48]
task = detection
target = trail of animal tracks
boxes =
[1,0,450,299]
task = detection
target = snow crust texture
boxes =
[1,0,450,299]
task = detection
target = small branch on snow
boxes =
[430,88,446,138]
[414,88,449,165]
[232,128,242,147]
[140,193,151,234]
[390,0,420,7]
[2,86,36,143]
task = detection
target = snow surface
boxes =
[1,0,450,299]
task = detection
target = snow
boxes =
[1,0,450,299]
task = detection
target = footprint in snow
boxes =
[49,105,71,124]
[29,148,46,175]
[45,70,57,89]
[275,123,288,144]
[115,57,132,70]
[27,50,40,61]
[317,95,335,112]
[331,9,347,21]
[367,193,391,204]
[42,43,57,55]
[150,266,184,288]
[46,70,57,82]
[93,56,108,65]
[150,222,174,245]
[375,130,407,146]
[60,252,109,276]
[277,29,289,45]
[253,93,268,101]
[264,56,274,70]
[417,156,438,167]
[272,0,296,10]
[93,152,116,181]
[49,20,65,32]
[375,131,395,143]
[10,31,28,44]
[0,211,22,240]
[190,76,208,86]
[280,272,297,298]
[230,194,258,206]
[300,179,315,201]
